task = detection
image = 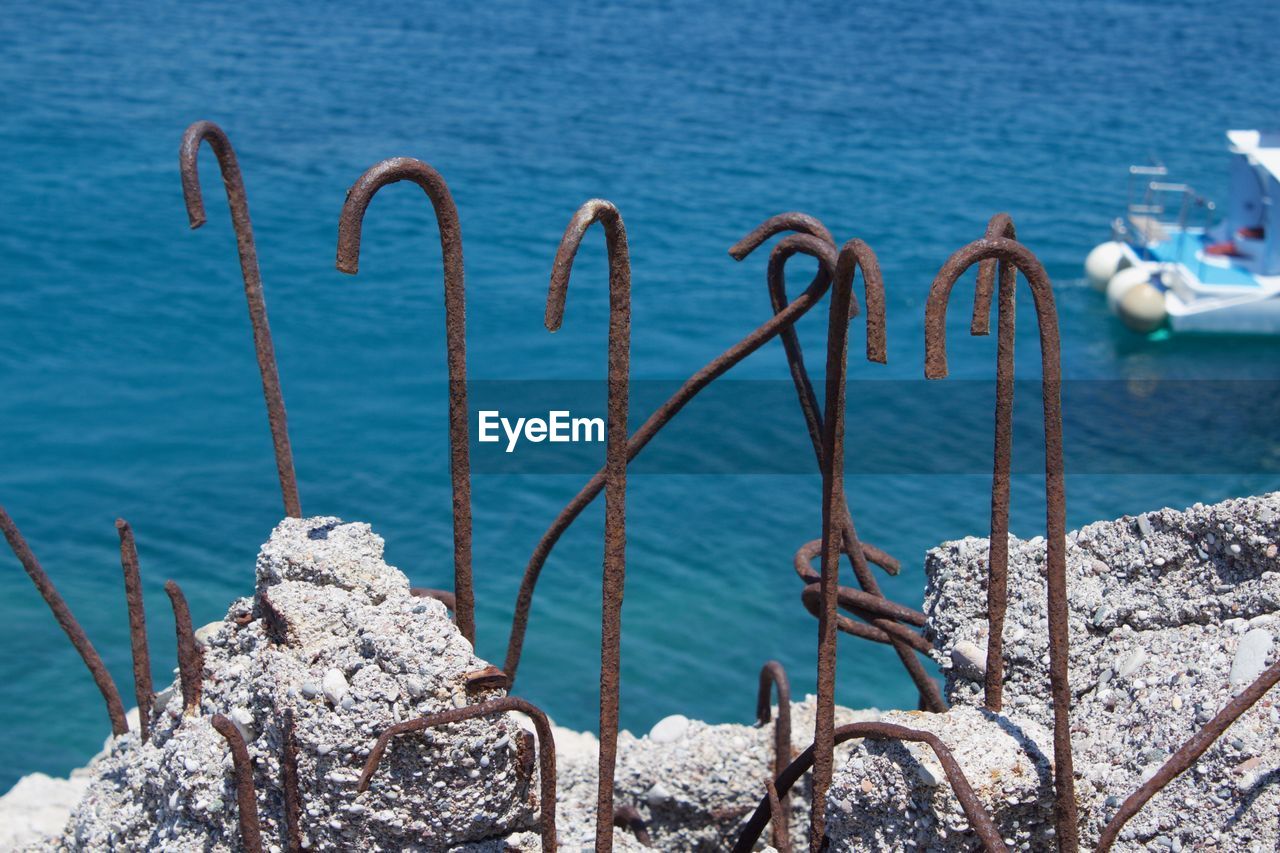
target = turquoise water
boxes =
[3,1,1280,788]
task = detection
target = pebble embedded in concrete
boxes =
[647,714,689,744]
[322,668,349,706]
[1230,629,1273,689]
[950,640,987,679]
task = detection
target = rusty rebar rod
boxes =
[211,713,264,853]
[756,661,792,852]
[356,697,557,852]
[164,579,203,716]
[798,584,907,645]
[410,587,457,613]
[1096,657,1280,850]
[765,777,787,853]
[743,217,901,586]
[924,235,1076,852]
[0,506,128,736]
[180,121,300,519]
[336,157,475,646]
[960,213,1019,712]
[731,722,1008,853]
[281,708,303,853]
[796,538,943,707]
[795,585,946,712]
[612,805,653,846]
[812,239,887,851]
[116,519,153,742]
[547,199,631,853]
[503,224,894,684]
[743,219,949,715]
[797,584,931,654]
[793,539,925,624]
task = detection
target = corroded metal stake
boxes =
[797,585,931,653]
[180,121,301,519]
[964,213,1018,712]
[612,805,653,846]
[1096,656,1280,850]
[503,225,895,684]
[793,541,945,711]
[924,236,1076,852]
[281,708,303,853]
[211,713,264,853]
[735,217,948,714]
[356,697,558,852]
[732,722,1008,853]
[116,519,153,742]
[410,587,457,614]
[164,579,203,716]
[0,506,128,736]
[336,157,475,646]
[732,215,901,582]
[756,661,792,851]
[812,239,888,851]
[765,778,786,853]
[546,199,631,853]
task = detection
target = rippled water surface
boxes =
[2,0,1280,786]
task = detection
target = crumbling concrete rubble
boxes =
[6,493,1280,851]
[4,517,862,852]
[824,706,1055,850]
[866,490,1280,851]
[550,700,879,851]
[41,517,539,851]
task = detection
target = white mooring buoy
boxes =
[1085,241,1128,290]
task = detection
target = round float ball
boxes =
[1117,282,1167,333]
[1105,266,1152,314]
[1085,241,1128,290]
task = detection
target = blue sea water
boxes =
[2,0,1280,789]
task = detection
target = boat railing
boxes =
[1120,165,1218,285]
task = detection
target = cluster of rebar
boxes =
[3,121,1279,853]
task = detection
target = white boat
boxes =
[1086,130,1280,334]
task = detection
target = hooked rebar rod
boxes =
[503,226,897,685]
[811,239,888,851]
[732,722,1008,853]
[965,213,1018,712]
[546,199,631,853]
[336,156,475,646]
[756,661,792,851]
[739,218,945,713]
[924,235,1076,852]
[356,697,558,852]
[180,120,301,519]
[738,216,901,588]
[211,713,264,853]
